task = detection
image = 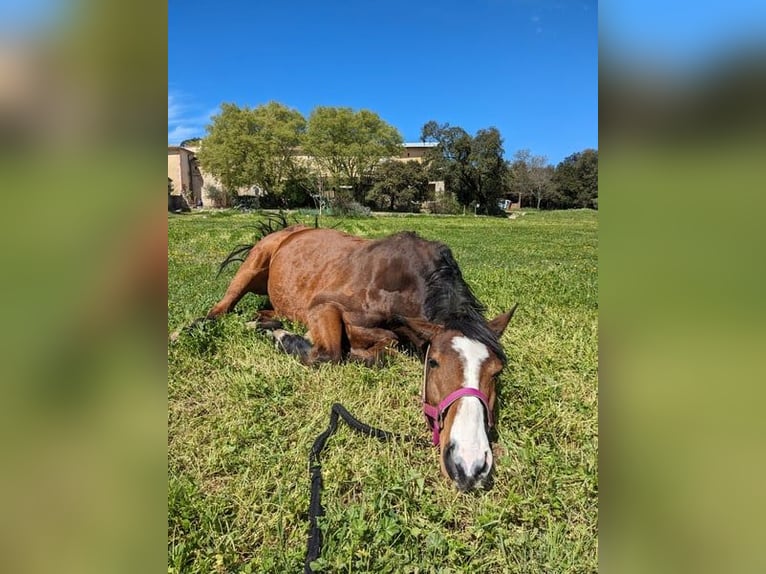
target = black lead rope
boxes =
[304,403,422,573]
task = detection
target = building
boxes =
[167,146,204,208]
[396,142,438,163]
[398,143,445,198]
[167,142,446,208]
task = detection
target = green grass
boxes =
[168,209,598,573]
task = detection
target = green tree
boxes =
[552,149,598,209]
[179,137,202,148]
[421,122,507,214]
[281,165,317,208]
[303,107,403,202]
[506,151,529,208]
[550,156,577,208]
[421,122,472,205]
[197,101,306,199]
[471,128,507,214]
[366,160,430,212]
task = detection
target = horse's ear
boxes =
[488,303,518,337]
[391,315,443,349]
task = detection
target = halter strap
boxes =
[421,344,494,446]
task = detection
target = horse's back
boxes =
[240,224,314,272]
[268,229,436,322]
[267,229,362,316]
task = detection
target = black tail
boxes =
[216,212,296,278]
[216,243,254,278]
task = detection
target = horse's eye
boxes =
[428,358,439,369]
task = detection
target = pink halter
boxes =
[421,345,494,446]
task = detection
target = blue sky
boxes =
[169,0,598,165]
[600,1,766,69]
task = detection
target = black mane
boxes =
[424,245,506,364]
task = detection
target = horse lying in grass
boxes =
[196,219,517,491]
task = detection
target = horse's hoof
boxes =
[247,319,284,332]
[265,328,288,341]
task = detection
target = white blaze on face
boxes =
[449,336,492,471]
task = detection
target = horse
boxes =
[200,219,517,491]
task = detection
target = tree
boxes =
[303,107,403,202]
[280,165,317,208]
[507,150,530,208]
[509,149,552,209]
[576,149,598,208]
[179,137,202,148]
[471,128,507,214]
[550,155,577,209]
[552,149,598,209]
[366,160,430,212]
[528,155,553,210]
[421,123,472,206]
[422,122,507,214]
[197,101,306,199]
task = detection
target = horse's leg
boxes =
[272,303,344,365]
[245,309,283,331]
[172,227,312,342]
[345,324,398,366]
[271,328,312,362]
[206,265,269,319]
[170,251,269,342]
[307,304,346,364]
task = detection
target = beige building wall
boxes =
[183,145,217,206]
[429,180,446,195]
[293,142,437,170]
[169,142,446,208]
[183,145,261,206]
[396,142,438,163]
[167,149,187,196]
[168,146,205,205]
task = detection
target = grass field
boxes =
[168,209,598,573]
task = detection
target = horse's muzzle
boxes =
[443,441,492,491]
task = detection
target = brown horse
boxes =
[203,221,516,491]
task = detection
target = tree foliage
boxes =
[197,101,306,197]
[421,121,507,214]
[508,149,555,209]
[551,149,598,209]
[192,99,595,212]
[471,128,507,214]
[506,150,529,208]
[508,148,597,209]
[303,107,403,202]
[179,137,202,148]
[366,160,430,212]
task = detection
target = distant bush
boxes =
[332,197,372,217]
[426,194,462,215]
[235,196,260,210]
[204,184,238,208]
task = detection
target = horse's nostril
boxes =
[443,443,459,479]
[476,452,491,476]
[471,456,489,478]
